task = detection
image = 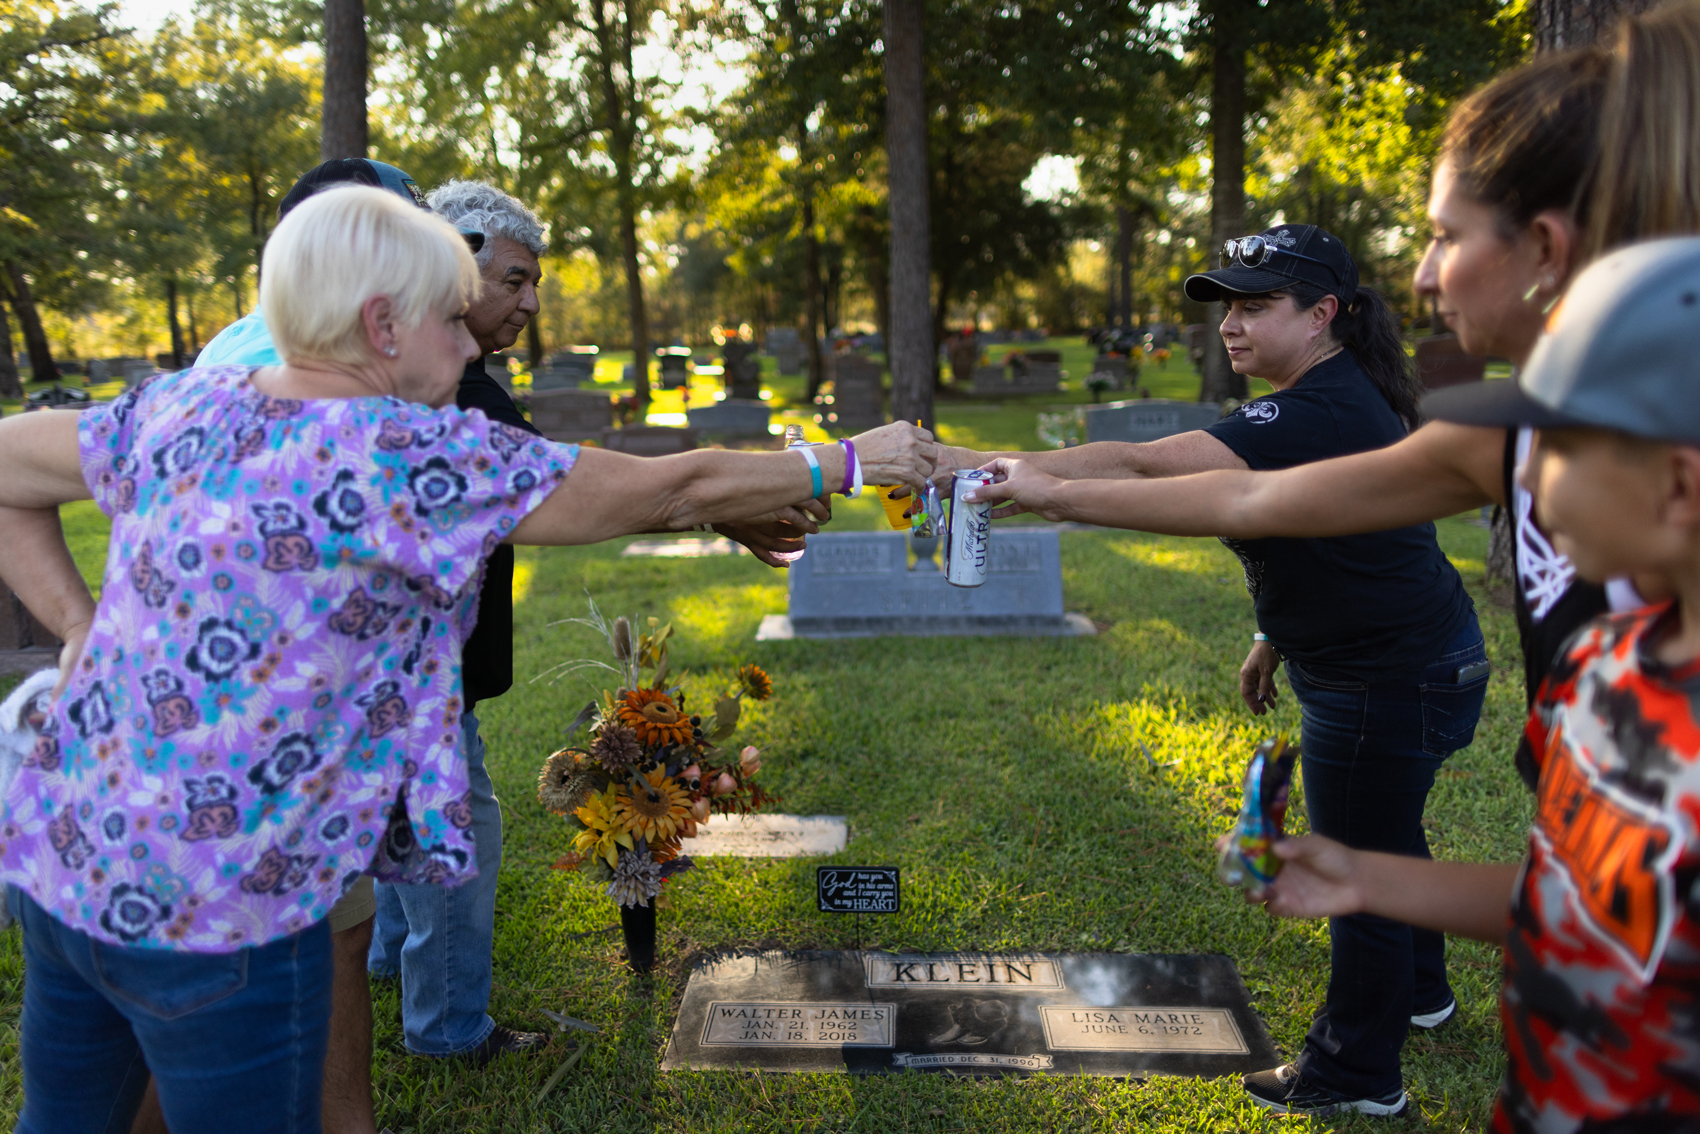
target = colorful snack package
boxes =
[1216,735,1298,896]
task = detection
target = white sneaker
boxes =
[1410,998,1457,1030]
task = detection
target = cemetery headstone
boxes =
[722,339,762,399]
[1414,333,1488,391]
[765,529,1093,639]
[599,425,697,456]
[1009,351,1062,394]
[662,950,1277,1077]
[658,347,692,390]
[0,581,60,676]
[767,328,803,376]
[1086,399,1222,444]
[686,399,772,439]
[828,354,884,431]
[688,814,848,857]
[527,387,613,442]
[970,365,1007,395]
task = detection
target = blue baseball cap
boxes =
[276,159,484,254]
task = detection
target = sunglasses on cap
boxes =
[1221,236,1344,286]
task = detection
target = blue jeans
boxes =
[9,888,331,1134]
[1285,617,1488,1098]
[367,710,501,1055]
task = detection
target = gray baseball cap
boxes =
[1424,236,1700,442]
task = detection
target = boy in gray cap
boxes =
[1252,236,1700,1131]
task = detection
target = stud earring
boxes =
[384,347,399,357]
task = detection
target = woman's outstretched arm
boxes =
[966,421,1505,537]
[0,411,99,691]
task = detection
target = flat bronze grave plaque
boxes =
[662,950,1275,1078]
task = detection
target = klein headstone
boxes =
[687,399,772,438]
[689,814,848,857]
[1085,399,1222,444]
[528,387,613,442]
[829,354,884,430]
[764,530,1093,639]
[662,950,1276,1077]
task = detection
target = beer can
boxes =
[945,469,994,588]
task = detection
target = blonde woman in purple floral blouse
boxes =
[0,185,934,1134]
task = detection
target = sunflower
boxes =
[614,768,692,843]
[736,663,772,701]
[538,750,596,815]
[616,688,693,748]
[590,723,644,775]
[572,785,634,868]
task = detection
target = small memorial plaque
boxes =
[701,1002,896,1047]
[818,867,900,913]
[1039,1006,1249,1054]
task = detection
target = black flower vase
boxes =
[620,899,657,974]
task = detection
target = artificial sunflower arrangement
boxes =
[539,602,780,908]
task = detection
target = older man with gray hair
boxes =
[361,179,556,1064]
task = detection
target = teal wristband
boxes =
[797,445,823,498]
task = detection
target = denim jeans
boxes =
[368,710,501,1055]
[1285,616,1488,1098]
[9,887,331,1134]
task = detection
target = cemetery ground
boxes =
[0,351,1529,1132]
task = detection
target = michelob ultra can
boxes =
[945,469,994,588]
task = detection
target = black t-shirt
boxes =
[1204,350,1472,681]
[458,357,543,709]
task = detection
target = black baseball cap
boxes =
[1184,223,1358,306]
[1424,236,1700,444]
[275,159,484,253]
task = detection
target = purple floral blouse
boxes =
[0,366,575,951]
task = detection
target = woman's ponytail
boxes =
[1288,282,1422,431]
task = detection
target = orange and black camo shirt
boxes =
[1499,604,1700,1132]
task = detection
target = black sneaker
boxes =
[1410,997,1457,1030]
[454,1025,551,1067]
[1242,1064,1408,1117]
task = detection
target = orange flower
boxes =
[615,769,692,843]
[616,688,693,748]
[736,663,772,701]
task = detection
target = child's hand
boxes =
[1258,835,1367,919]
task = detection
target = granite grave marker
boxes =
[1085,399,1222,444]
[760,530,1093,640]
[662,950,1276,1078]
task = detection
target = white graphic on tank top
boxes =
[1514,427,1574,622]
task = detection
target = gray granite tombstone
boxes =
[528,388,614,442]
[658,348,692,390]
[1086,399,1222,444]
[970,365,1007,394]
[687,399,772,438]
[767,529,1091,639]
[829,354,884,430]
[600,425,697,456]
[767,328,803,376]
[662,950,1276,1078]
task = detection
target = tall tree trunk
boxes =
[1116,204,1134,330]
[232,276,245,319]
[883,0,933,431]
[1533,0,1654,49]
[4,262,57,383]
[592,0,650,406]
[186,286,201,354]
[321,0,368,160]
[802,188,826,400]
[527,314,544,367]
[825,252,842,335]
[165,278,185,369]
[0,294,19,398]
[1200,17,1248,404]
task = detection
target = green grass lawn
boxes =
[0,362,1527,1133]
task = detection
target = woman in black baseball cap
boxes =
[957,219,1485,1118]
